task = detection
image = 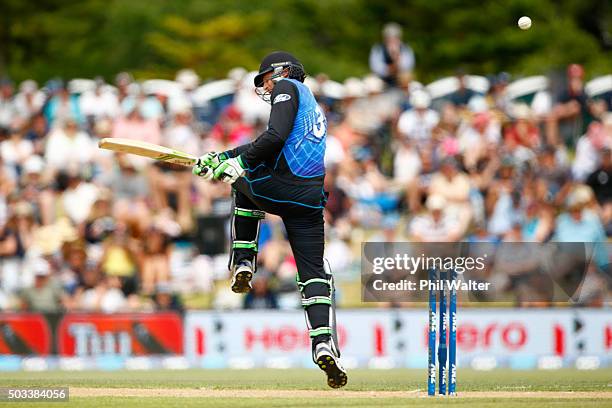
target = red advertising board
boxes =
[58,313,182,356]
[0,313,52,355]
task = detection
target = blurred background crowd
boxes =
[1,22,611,313]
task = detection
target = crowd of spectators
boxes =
[1,24,611,312]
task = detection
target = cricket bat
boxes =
[98,137,198,167]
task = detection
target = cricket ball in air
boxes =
[518,16,532,30]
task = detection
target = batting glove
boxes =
[192,152,222,180]
[213,155,246,184]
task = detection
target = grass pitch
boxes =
[0,368,610,407]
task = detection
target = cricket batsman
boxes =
[192,51,347,388]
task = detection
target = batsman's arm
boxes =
[223,80,299,168]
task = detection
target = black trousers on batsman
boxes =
[230,165,336,348]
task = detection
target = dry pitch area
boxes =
[1,368,610,407]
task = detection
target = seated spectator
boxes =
[433,102,461,151]
[209,105,254,149]
[397,89,439,145]
[152,283,184,313]
[59,172,98,225]
[45,118,95,172]
[409,194,462,242]
[554,185,606,242]
[393,137,422,185]
[429,157,472,231]
[0,120,33,176]
[23,113,48,155]
[521,200,554,242]
[504,104,541,151]
[79,77,120,121]
[534,146,571,200]
[140,226,172,295]
[572,121,609,181]
[59,241,88,295]
[100,223,138,297]
[458,111,501,169]
[19,258,67,313]
[243,272,278,309]
[369,23,415,87]
[121,86,164,122]
[43,83,82,127]
[14,80,45,120]
[78,274,128,313]
[486,159,524,237]
[111,103,161,169]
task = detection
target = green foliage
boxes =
[1,0,610,84]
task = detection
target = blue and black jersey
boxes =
[225,78,326,185]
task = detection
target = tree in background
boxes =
[1,0,610,83]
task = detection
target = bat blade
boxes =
[98,137,198,167]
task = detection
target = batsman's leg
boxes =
[284,212,347,389]
[229,190,265,293]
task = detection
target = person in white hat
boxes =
[409,194,462,241]
[397,89,439,144]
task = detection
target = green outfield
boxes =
[0,368,611,407]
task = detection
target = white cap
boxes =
[343,77,366,98]
[567,185,593,208]
[426,194,446,211]
[363,74,385,94]
[511,103,532,120]
[19,80,38,93]
[410,89,431,109]
[467,95,488,113]
[383,22,402,38]
[23,155,45,175]
[228,67,248,82]
[303,77,320,94]
[32,258,50,276]
[175,69,199,90]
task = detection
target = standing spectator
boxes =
[547,64,591,146]
[0,78,16,129]
[449,70,476,108]
[369,23,415,87]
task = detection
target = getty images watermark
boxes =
[361,242,610,304]
[370,253,491,292]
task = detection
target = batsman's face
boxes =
[262,72,275,93]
